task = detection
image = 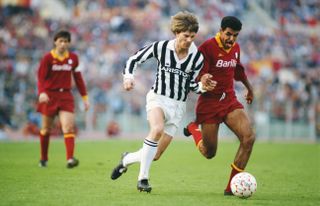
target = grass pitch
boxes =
[0,139,319,206]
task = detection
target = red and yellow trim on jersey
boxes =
[64,133,75,139]
[50,49,70,62]
[231,163,244,172]
[215,32,234,53]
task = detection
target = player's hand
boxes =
[123,78,134,91]
[245,89,254,104]
[83,99,90,111]
[200,73,217,91]
[39,92,49,103]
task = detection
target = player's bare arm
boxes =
[240,78,254,104]
[245,88,254,104]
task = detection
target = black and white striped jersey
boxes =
[123,39,204,102]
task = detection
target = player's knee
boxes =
[249,131,256,145]
[203,147,216,159]
[200,144,217,159]
[61,124,74,134]
[40,128,50,136]
[243,132,256,148]
[64,128,74,134]
[150,125,164,138]
[205,150,216,159]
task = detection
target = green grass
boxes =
[0,139,319,206]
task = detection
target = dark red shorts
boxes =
[195,92,243,124]
[37,91,74,116]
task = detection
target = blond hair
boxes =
[170,11,199,34]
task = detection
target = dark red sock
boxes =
[64,133,75,160]
[39,132,50,161]
[225,163,244,192]
[187,122,202,146]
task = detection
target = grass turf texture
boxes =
[0,139,319,206]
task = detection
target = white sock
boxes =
[138,138,158,181]
[123,149,142,167]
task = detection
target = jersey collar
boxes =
[50,49,70,61]
[215,32,234,53]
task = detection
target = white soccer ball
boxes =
[231,172,257,198]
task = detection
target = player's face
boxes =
[54,37,70,54]
[175,31,196,50]
[219,28,239,50]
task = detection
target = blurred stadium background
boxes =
[0,0,319,141]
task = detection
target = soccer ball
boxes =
[231,172,257,198]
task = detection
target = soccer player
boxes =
[110,11,216,192]
[183,16,255,195]
[37,30,90,168]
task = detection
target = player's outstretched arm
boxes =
[234,64,253,104]
[245,85,254,104]
[241,78,254,104]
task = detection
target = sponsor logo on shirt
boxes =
[216,59,237,68]
[161,66,189,78]
[52,64,73,71]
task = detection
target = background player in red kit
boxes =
[184,16,255,195]
[37,30,89,168]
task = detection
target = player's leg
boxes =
[223,108,255,195]
[39,115,54,167]
[184,122,202,146]
[123,132,172,165]
[199,123,219,158]
[111,129,172,181]
[111,107,164,192]
[153,99,183,161]
[184,122,219,158]
[59,111,79,168]
[137,107,165,192]
[154,133,173,161]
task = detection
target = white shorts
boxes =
[146,91,186,137]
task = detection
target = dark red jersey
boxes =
[37,50,87,97]
[198,33,247,96]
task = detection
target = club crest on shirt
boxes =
[68,59,73,64]
[235,52,238,59]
